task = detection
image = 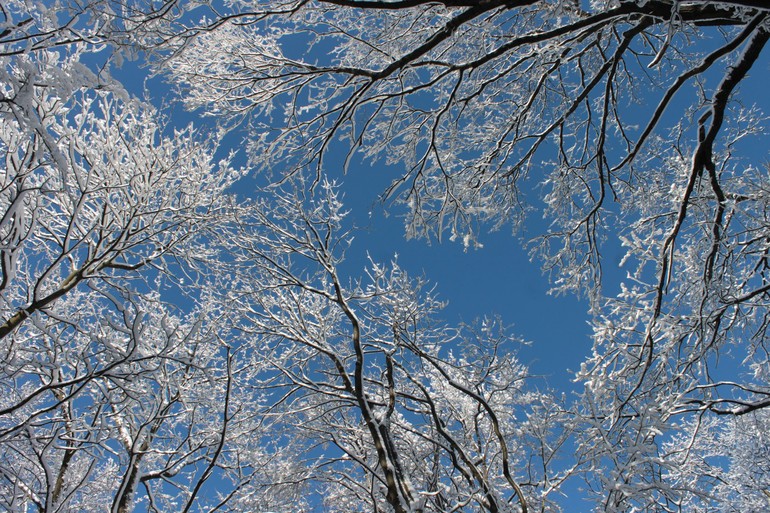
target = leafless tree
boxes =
[5,0,770,510]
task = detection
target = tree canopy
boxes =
[1,0,770,512]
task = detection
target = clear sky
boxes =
[336,165,595,393]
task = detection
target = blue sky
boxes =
[336,172,595,392]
